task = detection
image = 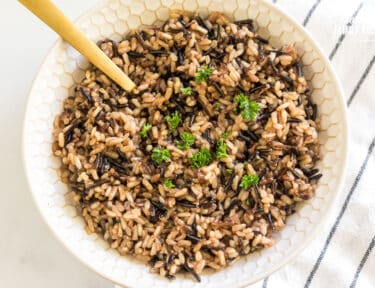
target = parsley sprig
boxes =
[226,168,233,174]
[165,111,181,131]
[240,174,259,189]
[191,147,211,169]
[216,138,228,160]
[233,93,260,121]
[195,66,213,83]
[222,131,231,139]
[164,179,175,189]
[180,87,193,95]
[140,123,152,138]
[151,147,170,164]
[177,132,195,150]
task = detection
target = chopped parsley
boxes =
[165,111,181,131]
[195,66,213,83]
[216,138,228,160]
[233,93,260,121]
[177,132,195,150]
[151,147,170,164]
[240,174,259,189]
[226,168,233,174]
[191,147,211,169]
[180,86,193,95]
[214,102,221,110]
[164,179,175,189]
[140,123,152,138]
[222,131,231,139]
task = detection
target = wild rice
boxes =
[53,12,320,282]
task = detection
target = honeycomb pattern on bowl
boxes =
[23,0,348,287]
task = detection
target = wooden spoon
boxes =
[19,0,136,92]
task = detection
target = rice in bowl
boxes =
[52,11,321,282]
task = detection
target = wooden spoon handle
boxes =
[19,0,135,92]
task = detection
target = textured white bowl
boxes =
[22,0,348,287]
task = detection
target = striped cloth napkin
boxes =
[249,0,375,287]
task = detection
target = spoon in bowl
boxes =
[19,0,136,92]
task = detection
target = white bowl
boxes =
[22,0,348,287]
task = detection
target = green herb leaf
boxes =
[177,132,195,150]
[165,111,181,131]
[151,147,170,164]
[226,168,233,174]
[240,174,259,189]
[214,102,221,110]
[140,123,152,138]
[216,138,228,160]
[222,131,231,139]
[164,179,175,189]
[191,147,211,169]
[180,87,193,95]
[233,93,260,121]
[195,66,213,83]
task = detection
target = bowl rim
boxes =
[22,0,349,286]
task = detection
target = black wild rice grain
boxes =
[287,117,302,123]
[70,184,86,195]
[211,51,226,60]
[279,73,294,86]
[201,245,215,257]
[210,81,224,96]
[244,130,259,141]
[150,49,169,56]
[116,147,128,162]
[312,103,318,121]
[255,36,269,44]
[225,173,235,192]
[176,48,184,66]
[105,157,127,174]
[64,118,85,146]
[202,129,215,146]
[301,168,319,177]
[249,84,266,95]
[309,173,322,181]
[254,185,263,209]
[268,57,279,74]
[127,51,144,58]
[258,169,266,180]
[176,199,196,208]
[234,19,254,31]
[80,87,92,103]
[258,43,265,61]
[182,263,201,282]
[186,234,201,244]
[267,213,275,230]
[101,157,110,175]
[168,253,176,265]
[238,132,252,143]
[296,61,304,77]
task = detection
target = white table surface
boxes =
[0,1,112,287]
